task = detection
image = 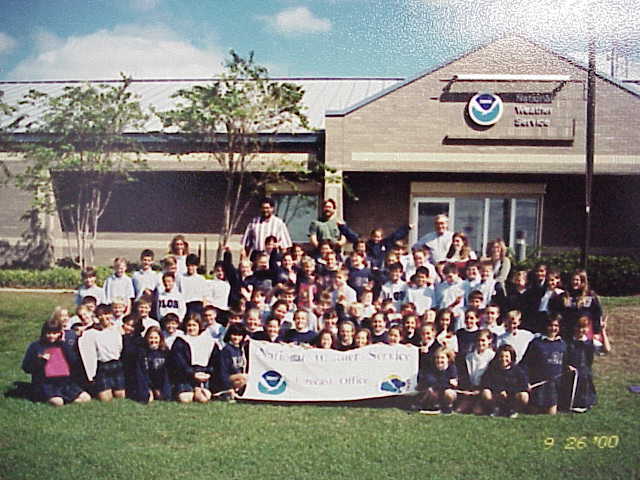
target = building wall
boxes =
[343,172,640,254]
[326,36,640,174]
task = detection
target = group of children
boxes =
[22,230,611,416]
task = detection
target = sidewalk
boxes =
[0,288,75,293]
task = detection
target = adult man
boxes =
[412,214,454,264]
[308,199,346,249]
[241,197,292,256]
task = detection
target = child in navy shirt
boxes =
[417,346,458,415]
[522,314,567,415]
[480,344,529,417]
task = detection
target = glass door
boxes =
[410,198,454,245]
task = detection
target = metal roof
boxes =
[0,77,403,133]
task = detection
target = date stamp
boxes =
[543,435,620,450]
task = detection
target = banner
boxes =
[243,341,419,402]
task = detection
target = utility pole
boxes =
[582,36,596,269]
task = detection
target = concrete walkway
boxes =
[0,288,75,293]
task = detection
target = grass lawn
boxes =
[1,292,639,480]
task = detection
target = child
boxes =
[354,328,372,348]
[135,298,160,335]
[244,308,264,338]
[111,297,127,328]
[417,324,441,376]
[69,304,94,334]
[435,308,458,354]
[132,249,161,300]
[402,314,421,346]
[522,315,567,415]
[359,288,377,319]
[560,269,603,339]
[78,304,125,402]
[347,251,373,298]
[532,269,564,334]
[456,308,480,357]
[169,313,216,404]
[366,224,410,271]
[208,260,231,314]
[216,323,248,400]
[370,312,389,344]
[417,346,458,415]
[75,267,105,306]
[496,310,534,364]
[319,309,339,337]
[315,330,336,349]
[253,317,284,343]
[271,299,293,333]
[457,329,495,414]
[156,272,186,322]
[435,264,465,331]
[284,310,317,345]
[22,318,91,406]
[562,316,609,413]
[179,254,209,317]
[482,303,505,337]
[480,344,529,417]
[387,326,403,346]
[104,257,135,314]
[133,326,171,403]
[161,313,184,349]
[407,267,436,317]
[380,263,409,313]
[406,248,438,285]
[335,321,356,351]
[462,261,481,303]
[477,262,497,307]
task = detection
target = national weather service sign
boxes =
[244,341,418,402]
[468,92,503,126]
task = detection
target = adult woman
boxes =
[169,235,189,275]
[445,232,476,275]
[489,238,511,294]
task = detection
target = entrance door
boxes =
[411,198,454,245]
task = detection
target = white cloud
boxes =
[260,7,332,35]
[6,24,225,80]
[0,32,17,55]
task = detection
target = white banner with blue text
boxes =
[243,341,419,402]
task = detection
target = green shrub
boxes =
[514,250,640,296]
[0,266,112,289]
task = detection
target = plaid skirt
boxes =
[39,377,84,403]
[174,366,210,394]
[530,378,560,408]
[94,360,125,394]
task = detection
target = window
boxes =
[410,182,544,256]
[267,182,321,244]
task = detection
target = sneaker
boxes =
[571,407,588,413]
[508,410,519,419]
[441,406,454,415]
[490,407,501,417]
[419,408,441,415]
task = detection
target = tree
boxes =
[8,76,148,268]
[159,51,311,258]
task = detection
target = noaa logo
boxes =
[468,92,503,126]
[258,370,287,395]
[379,375,407,394]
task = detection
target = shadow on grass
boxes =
[5,381,33,400]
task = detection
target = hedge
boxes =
[0,266,111,289]
[513,251,640,296]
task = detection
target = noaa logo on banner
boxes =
[258,370,287,395]
[379,375,408,394]
[468,92,503,126]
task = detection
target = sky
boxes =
[0,0,639,81]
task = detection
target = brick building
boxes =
[1,35,639,265]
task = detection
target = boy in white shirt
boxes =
[380,262,409,312]
[407,267,436,316]
[178,254,209,317]
[132,249,161,300]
